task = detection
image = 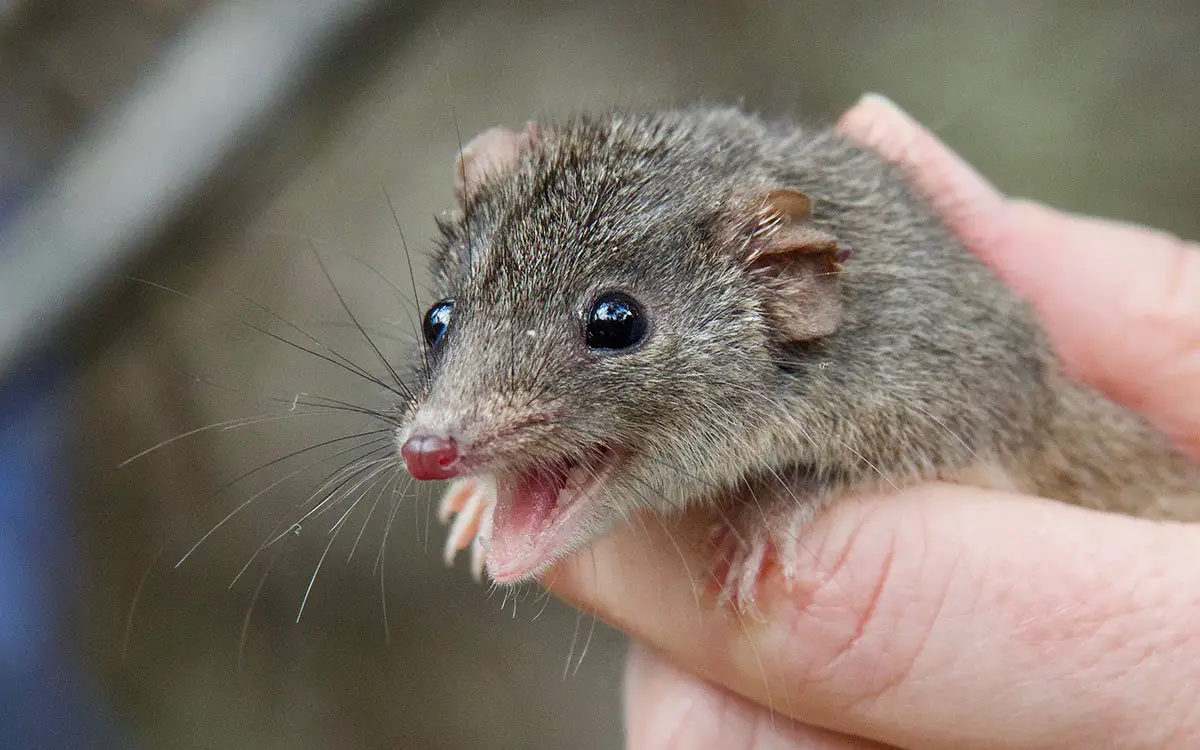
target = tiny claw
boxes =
[436,476,496,579]
[706,499,816,616]
[439,478,479,524]
[712,532,774,616]
[443,490,484,566]
[470,511,493,583]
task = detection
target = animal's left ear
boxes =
[735,188,850,342]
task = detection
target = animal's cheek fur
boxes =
[598,463,684,518]
[612,438,744,518]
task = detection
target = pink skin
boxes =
[403,415,619,583]
[545,94,1200,750]
[400,434,460,480]
[486,461,613,583]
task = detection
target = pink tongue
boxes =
[487,468,568,581]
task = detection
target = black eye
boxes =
[586,293,647,351]
[423,298,454,349]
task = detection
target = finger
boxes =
[998,202,1200,458]
[624,641,895,750]
[548,486,1200,749]
[836,93,1010,254]
[837,93,1200,457]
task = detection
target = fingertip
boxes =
[837,92,916,158]
[837,93,1010,254]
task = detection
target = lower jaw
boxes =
[484,452,616,583]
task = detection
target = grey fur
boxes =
[400,104,1199,583]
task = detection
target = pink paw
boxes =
[706,501,814,614]
[437,476,495,581]
[707,520,777,614]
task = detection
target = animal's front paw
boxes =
[707,500,814,615]
[437,476,496,581]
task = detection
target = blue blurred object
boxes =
[0,360,123,748]
[0,3,415,744]
[0,126,123,744]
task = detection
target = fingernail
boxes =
[855,92,903,115]
[840,92,913,146]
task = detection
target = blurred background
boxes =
[0,0,1196,747]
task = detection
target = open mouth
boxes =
[486,448,617,583]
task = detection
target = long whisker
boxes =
[295,525,338,624]
[308,243,413,401]
[325,459,399,537]
[228,442,395,588]
[125,275,409,400]
[236,542,285,673]
[264,455,398,548]
[123,430,393,658]
[336,251,423,321]
[178,434,393,568]
[382,188,431,380]
[294,460,401,626]
[297,319,417,347]
[215,428,391,503]
[177,262,413,402]
[375,474,414,646]
[347,471,397,563]
[119,409,349,468]
[148,357,402,427]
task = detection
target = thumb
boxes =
[548,486,1200,749]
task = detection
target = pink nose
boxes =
[401,434,460,480]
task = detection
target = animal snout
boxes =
[401,433,461,480]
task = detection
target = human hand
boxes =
[544,94,1200,750]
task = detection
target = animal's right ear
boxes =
[454,121,540,208]
[730,188,852,342]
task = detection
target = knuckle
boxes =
[1116,230,1200,429]
[1121,231,1200,338]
